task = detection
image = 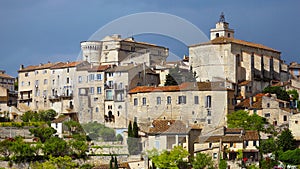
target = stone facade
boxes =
[189,15,289,100]
[128,82,235,128]
[0,70,15,91]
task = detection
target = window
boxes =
[35,70,38,75]
[207,110,211,116]
[43,70,47,74]
[194,96,199,104]
[90,87,94,94]
[216,33,219,37]
[142,97,146,105]
[96,74,102,81]
[230,142,233,147]
[52,80,55,85]
[67,77,70,84]
[21,81,24,86]
[205,95,212,108]
[264,113,270,118]
[67,68,69,73]
[35,80,39,86]
[167,96,171,104]
[283,115,287,122]
[267,103,270,108]
[157,97,161,105]
[207,119,211,124]
[253,141,257,146]
[25,73,29,77]
[95,107,99,112]
[209,143,212,149]
[44,79,48,85]
[178,96,186,104]
[96,87,101,94]
[89,74,95,81]
[213,153,218,159]
[134,98,138,106]
[78,76,82,83]
[28,82,30,86]
[245,141,249,147]
[228,33,230,38]
[296,120,298,124]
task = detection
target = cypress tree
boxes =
[128,121,133,137]
[133,121,138,138]
[114,156,118,169]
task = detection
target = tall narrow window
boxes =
[206,95,212,108]
[194,96,199,104]
[167,96,171,104]
[142,97,147,105]
[90,87,94,94]
[67,77,70,84]
[157,97,161,105]
[178,96,186,104]
[97,87,101,94]
[134,98,138,106]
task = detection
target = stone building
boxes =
[0,70,15,92]
[189,14,289,100]
[128,81,235,128]
[81,34,169,66]
[235,93,294,127]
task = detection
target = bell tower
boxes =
[210,12,234,40]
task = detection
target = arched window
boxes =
[167,96,171,104]
[216,33,219,37]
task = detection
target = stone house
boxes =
[194,127,260,168]
[189,14,289,100]
[0,70,15,92]
[128,81,235,128]
[236,93,294,127]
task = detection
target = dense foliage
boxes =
[21,109,57,122]
[192,152,214,169]
[263,86,290,101]
[82,122,116,141]
[127,121,140,155]
[227,110,266,131]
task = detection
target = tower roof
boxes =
[219,12,226,23]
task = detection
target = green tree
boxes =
[0,139,13,160]
[278,148,300,165]
[31,155,77,169]
[192,152,214,169]
[116,134,123,143]
[151,146,189,169]
[114,156,118,169]
[43,137,69,157]
[259,138,277,154]
[165,74,178,86]
[277,129,296,152]
[133,121,139,138]
[263,86,290,101]
[68,134,88,158]
[64,120,83,134]
[39,109,57,122]
[10,137,35,163]
[128,121,133,137]
[227,110,266,131]
[219,159,227,169]
[29,126,57,143]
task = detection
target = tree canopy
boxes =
[263,86,290,101]
[277,129,296,152]
[227,110,266,131]
[192,152,214,169]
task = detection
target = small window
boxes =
[67,77,70,84]
[267,103,270,108]
[178,96,186,104]
[95,107,99,112]
[205,95,212,108]
[209,142,212,149]
[207,119,211,124]
[230,142,233,147]
[207,110,211,116]
[253,141,257,146]
[97,74,102,81]
[157,97,161,105]
[216,33,219,37]
[67,68,69,73]
[245,141,249,147]
[283,115,287,122]
[295,120,298,124]
[134,98,138,106]
[213,153,218,159]
[89,74,95,81]
[97,87,101,94]
[142,97,146,105]
[194,96,199,104]
[265,113,270,118]
[228,33,230,38]
[78,76,82,83]
[90,87,94,94]
[167,96,171,104]
[44,79,48,85]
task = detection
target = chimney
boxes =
[20,64,24,70]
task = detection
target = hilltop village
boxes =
[1,14,300,169]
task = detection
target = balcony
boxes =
[48,95,60,101]
[61,93,73,99]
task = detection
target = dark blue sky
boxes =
[1,0,299,77]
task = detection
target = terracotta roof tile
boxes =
[18,62,58,72]
[235,93,266,109]
[238,80,251,86]
[190,37,280,53]
[50,61,82,69]
[0,73,14,79]
[129,82,232,94]
[203,129,259,142]
[148,120,190,134]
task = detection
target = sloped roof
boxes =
[18,62,58,72]
[190,37,280,53]
[202,128,259,142]
[50,61,82,69]
[129,82,233,94]
[0,73,14,79]
[148,120,190,135]
[235,93,266,109]
[52,115,70,123]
